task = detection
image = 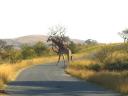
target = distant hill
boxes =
[71,39,85,44]
[2,35,84,47]
[15,35,48,44]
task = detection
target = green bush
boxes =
[68,41,79,53]
[104,62,128,71]
[33,42,49,56]
[9,50,22,63]
[93,46,112,63]
[0,40,52,63]
[21,45,36,59]
[20,42,50,59]
[103,51,128,71]
[87,64,101,71]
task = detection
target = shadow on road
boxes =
[7,81,118,96]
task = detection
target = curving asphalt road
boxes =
[6,62,120,96]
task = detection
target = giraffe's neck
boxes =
[51,38,69,53]
[52,39,63,48]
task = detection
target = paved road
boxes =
[6,63,120,96]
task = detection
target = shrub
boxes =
[87,64,101,71]
[9,49,22,63]
[33,42,49,56]
[91,44,128,71]
[21,45,36,59]
[103,52,128,71]
[104,63,128,71]
[93,45,113,63]
[68,41,79,53]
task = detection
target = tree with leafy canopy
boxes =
[85,39,98,45]
[68,41,79,53]
[118,29,128,43]
[9,49,22,63]
[21,44,36,59]
[0,40,14,62]
[33,42,49,56]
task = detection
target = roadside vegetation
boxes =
[0,40,57,89]
[66,43,128,94]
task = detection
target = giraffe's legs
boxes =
[68,49,72,62]
[62,54,66,67]
[57,54,61,65]
[67,54,70,62]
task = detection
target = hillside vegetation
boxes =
[66,43,128,94]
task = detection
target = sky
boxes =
[0,0,128,43]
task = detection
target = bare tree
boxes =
[47,25,72,67]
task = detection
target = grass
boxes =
[66,43,128,95]
[66,66,128,94]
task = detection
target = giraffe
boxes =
[47,35,72,67]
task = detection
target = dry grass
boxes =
[66,60,128,94]
[0,56,58,89]
[69,60,97,67]
[66,43,128,94]
[66,67,95,79]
